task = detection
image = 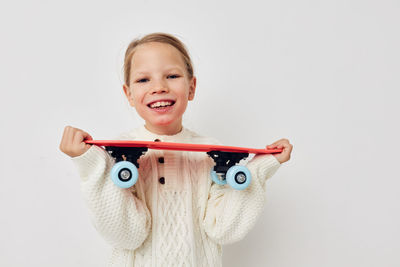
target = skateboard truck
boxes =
[105,146,148,188]
[106,146,148,169]
[207,151,251,189]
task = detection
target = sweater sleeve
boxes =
[203,153,281,245]
[71,144,151,250]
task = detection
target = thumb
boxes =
[83,132,93,141]
[83,133,93,150]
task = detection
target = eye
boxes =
[136,78,149,83]
[168,74,180,79]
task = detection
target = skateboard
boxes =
[85,140,283,190]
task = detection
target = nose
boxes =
[151,79,169,94]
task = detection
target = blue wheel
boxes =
[226,165,251,190]
[210,169,227,185]
[111,161,138,188]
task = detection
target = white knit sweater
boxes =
[71,125,281,267]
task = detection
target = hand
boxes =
[59,126,93,158]
[267,138,293,164]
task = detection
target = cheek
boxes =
[131,90,143,104]
[177,99,189,113]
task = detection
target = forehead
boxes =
[131,42,185,72]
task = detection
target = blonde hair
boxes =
[123,32,194,86]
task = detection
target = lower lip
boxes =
[148,105,174,113]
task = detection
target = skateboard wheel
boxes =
[111,161,138,188]
[210,170,227,185]
[226,166,251,190]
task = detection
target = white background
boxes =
[1,0,399,266]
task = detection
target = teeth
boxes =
[150,101,173,108]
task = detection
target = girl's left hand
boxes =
[267,139,293,164]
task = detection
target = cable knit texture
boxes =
[71,125,281,266]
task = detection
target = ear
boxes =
[123,84,135,107]
[188,76,196,101]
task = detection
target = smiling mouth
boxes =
[147,100,176,109]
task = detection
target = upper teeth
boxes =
[150,101,173,108]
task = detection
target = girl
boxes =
[59,32,293,267]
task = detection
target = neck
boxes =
[145,121,183,136]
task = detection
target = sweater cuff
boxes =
[70,145,112,181]
[247,154,281,182]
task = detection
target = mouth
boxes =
[147,100,176,110]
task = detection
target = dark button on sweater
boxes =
[158,157,164,163]
[159,177,165,184]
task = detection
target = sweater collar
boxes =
[135,125,190,143]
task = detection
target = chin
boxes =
[153,118,175,126]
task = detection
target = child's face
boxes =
[123,42,196,135]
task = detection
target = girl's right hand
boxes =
[59,126,93,158]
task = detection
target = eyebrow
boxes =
[133,67,183,76]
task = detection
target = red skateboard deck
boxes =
[85,140,283,154]
[85,140,282,190]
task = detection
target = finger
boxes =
[269,141,280,146]
[267,143,282,149]
[269,139,287,146]
[76,130,92,146]
[268,142,283,148]
[281,142,292,149]
[281,144,293,157]
[72,129,84,147]
[286,143,293,153]
[82,132,93,149]
[267,146,283,154]
[81,131,93,150]
[60,126,69,150]
[267,142,279,148]
[65,126,74,148]
[82,131,93,141]
[86,134,93,141]
[83,131,93,140]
